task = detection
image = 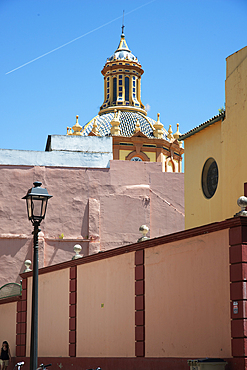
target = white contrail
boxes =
[5,0,156,75]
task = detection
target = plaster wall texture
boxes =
[184,45,247,229]
[77,252,135,357]
[145,228,231,358]
[0,160,184,286]
[0,301,17,356]
[0,236,32,284]
[26,269,69,357]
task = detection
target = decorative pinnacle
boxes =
[24,260,32,273]
[153,113,163,138]
[167,124,174,142]
[135,119,141,133]
[173,123,181,140]
[91,118,99,135]
[234,196,247,217]
[72,115,82,135]
[72,244,83,260]
[137,225,150,242]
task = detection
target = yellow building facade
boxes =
[67,30,183,172]
[181,45,247,229]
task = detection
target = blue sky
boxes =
[1,0,247,151]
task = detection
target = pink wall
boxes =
[1,217,241,369]
[19,224,232,359]
[0,161,184,286]
[77,253,135,357]
[145,228,231,358]
[26,269,70,357]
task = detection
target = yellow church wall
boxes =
[143,151,156,162]
[167,160,174,172]
[119,149,132,160]
[184,121,223,229]
[222,46,247,219]
[162,154,166,172]
[184,45,247,229]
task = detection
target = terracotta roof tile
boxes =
[179,111,225,140]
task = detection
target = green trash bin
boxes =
[187,358,227,370]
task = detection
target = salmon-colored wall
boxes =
[0,161,184,286]
[4,222,234,362]
[145,228,231,357]
[0,301,17,357]
[26,269,69,357]
[0,237,32,285]
[77,253,135,357]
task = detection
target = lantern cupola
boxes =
[99,30,146,115]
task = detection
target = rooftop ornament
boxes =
[167,125,174,142]
[173,123,181,140]
[234,196,247,217]
[71,115,83,136]
[110,109,121,136]
[91,118,99,136]
[72,244,83,260]
[153,113,164,139]
[24,260,32,272]
[137,225,150,242]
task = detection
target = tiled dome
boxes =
[81,111,168,140]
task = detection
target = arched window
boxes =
[131,157,143,161]
[125,77,129,101]
[113,77,117,103]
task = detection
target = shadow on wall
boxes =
[81,200,89,239]
[0,237,31,285]
[43,239,88,266]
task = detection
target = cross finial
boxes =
[121,10,125,35]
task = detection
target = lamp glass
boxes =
[26,195,48,222]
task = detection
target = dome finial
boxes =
[121,10,125,36]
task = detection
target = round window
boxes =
[201,158,219,199]
[131,157,143,161]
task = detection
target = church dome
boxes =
[66,28,184,172]
[81,110,168,140]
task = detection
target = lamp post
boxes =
[22,181,52,370]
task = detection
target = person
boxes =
[0,341,11,370]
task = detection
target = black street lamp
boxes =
[22,181,52,370]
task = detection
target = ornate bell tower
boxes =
[99,30,146,115]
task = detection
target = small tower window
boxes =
[113,77,117,103]
[125,77,129,101]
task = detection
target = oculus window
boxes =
[201,158,219,199]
